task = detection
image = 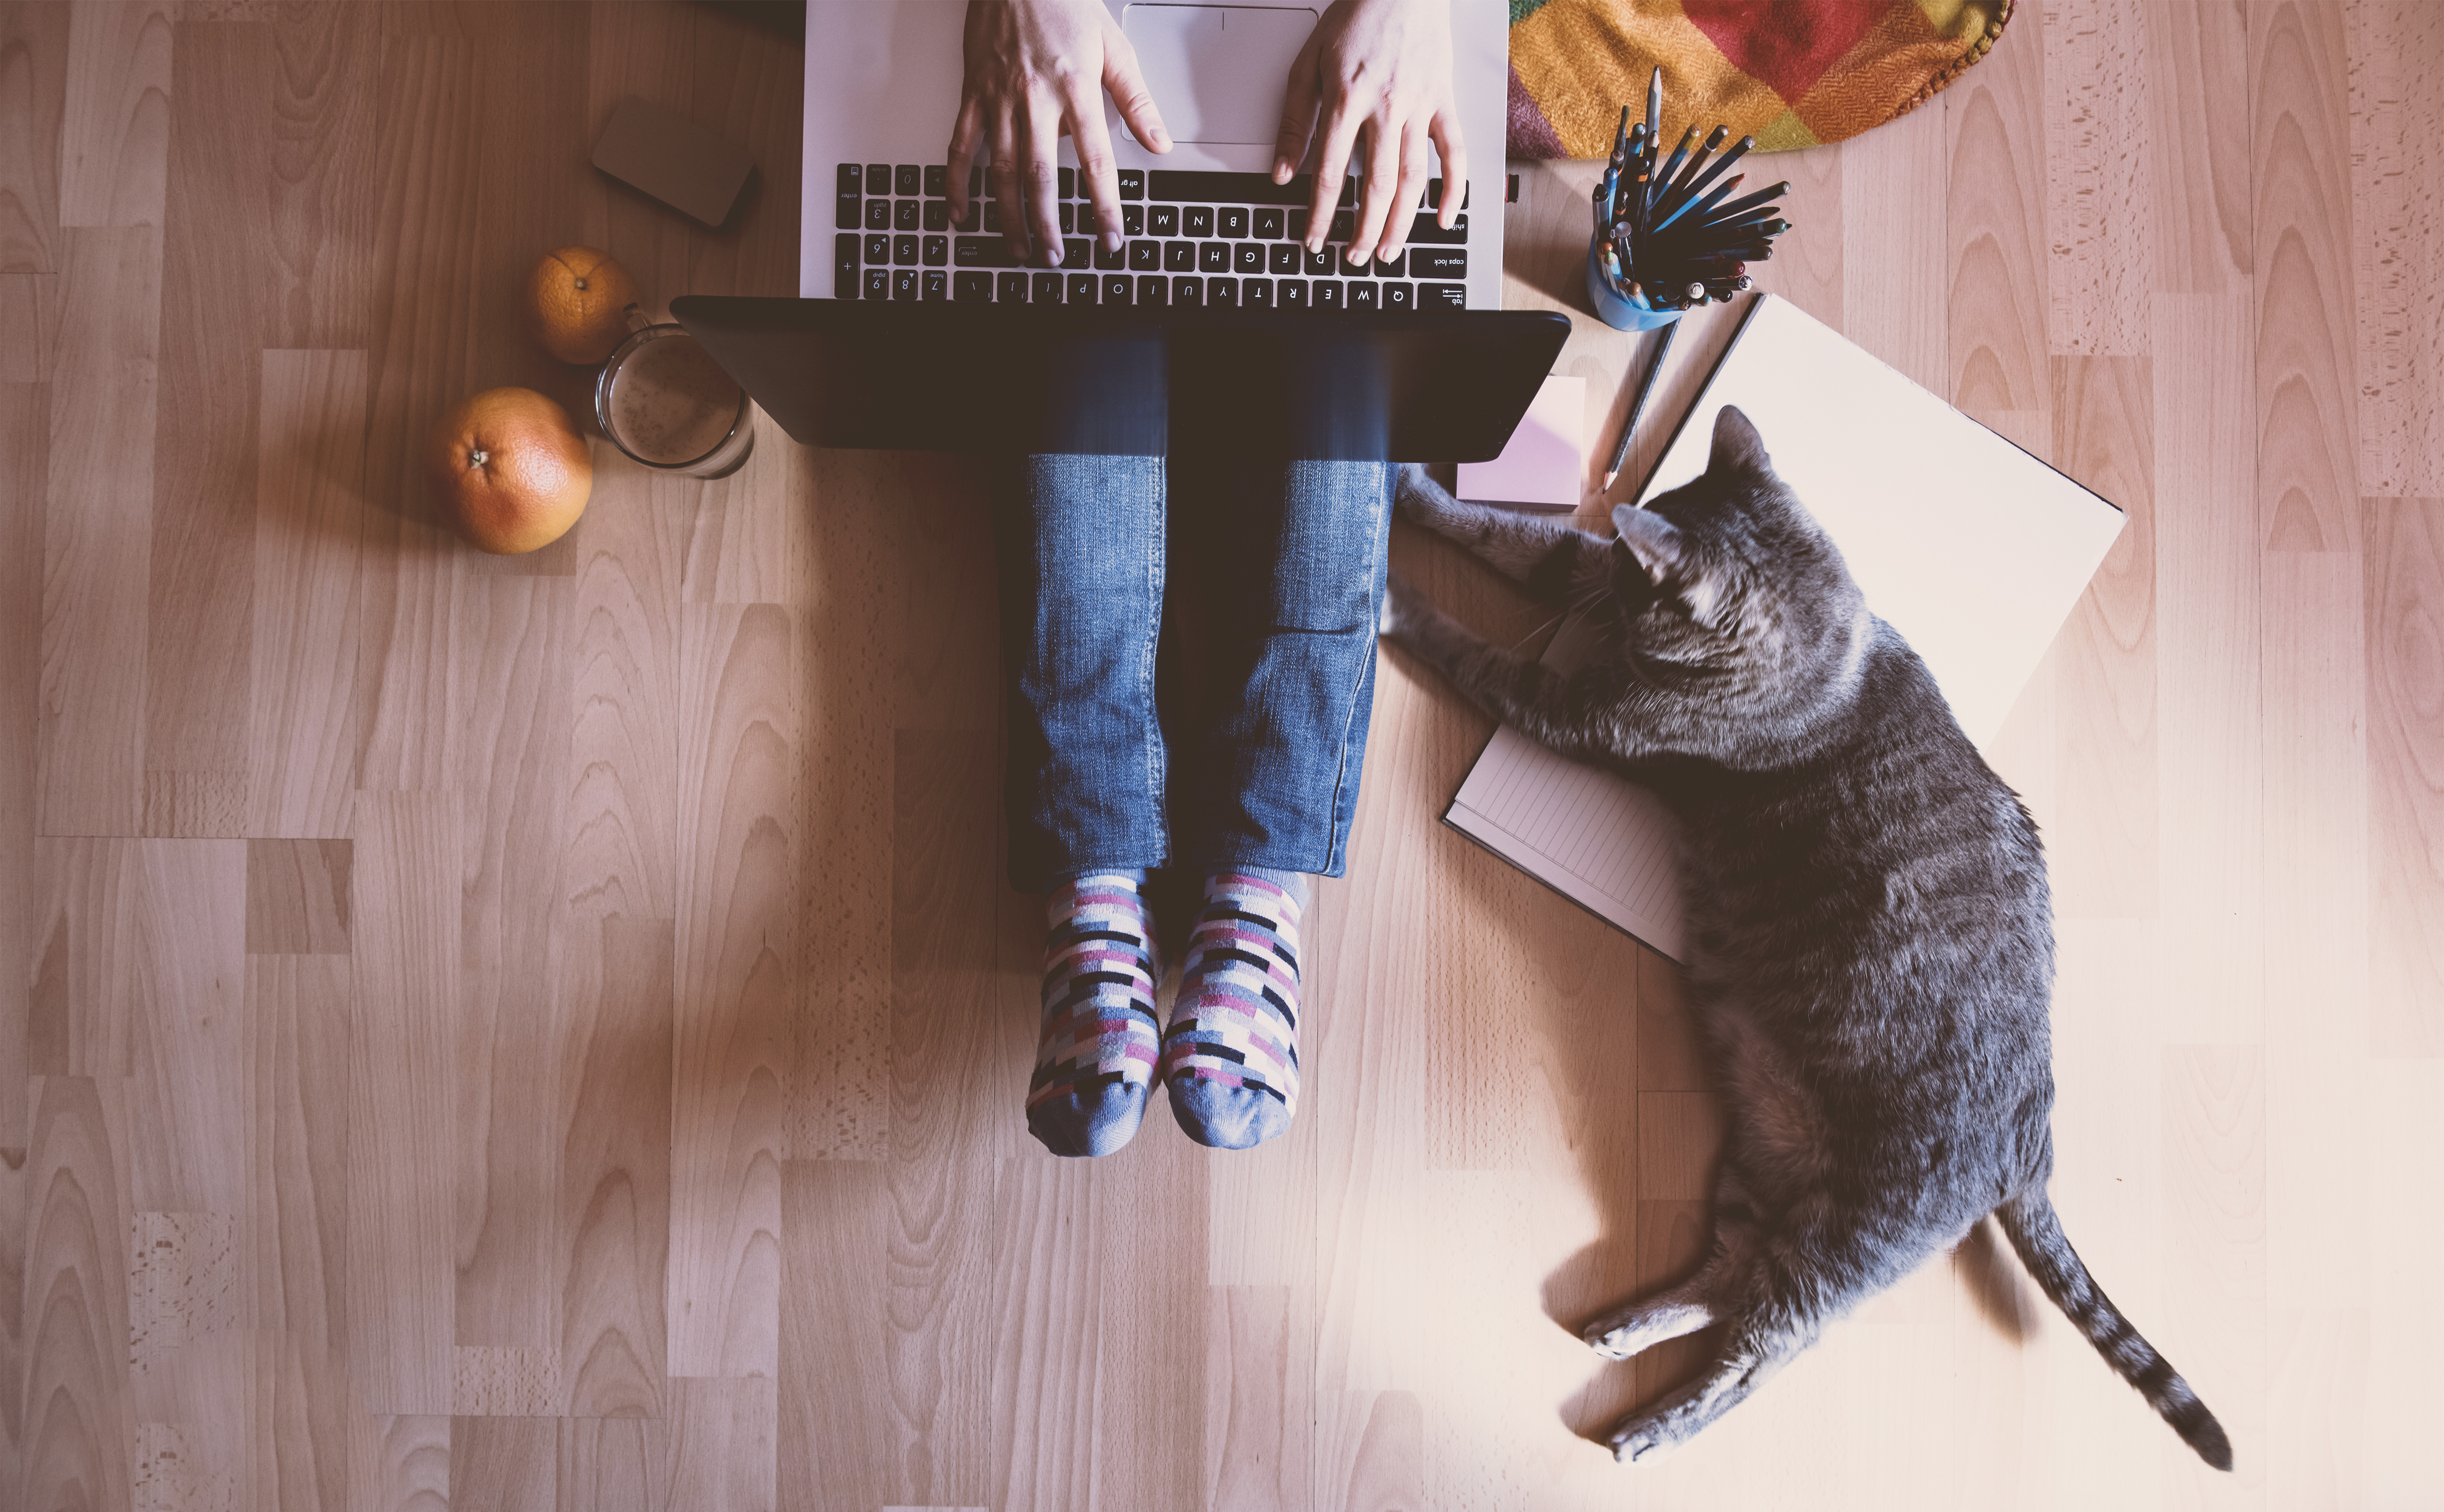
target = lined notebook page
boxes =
[1444,295,2127,962]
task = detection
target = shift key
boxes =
[1410,247,1467,279]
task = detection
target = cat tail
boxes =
[1997,1190,2233,1471]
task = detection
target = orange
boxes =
[523,246,641,364]
[426,387,593,554]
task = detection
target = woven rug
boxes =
[1508,0,2012,158]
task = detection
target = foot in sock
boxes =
[1159,870,1304,1149]
[1027,871,1162,1157]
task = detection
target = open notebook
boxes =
[1443,294,2127,960]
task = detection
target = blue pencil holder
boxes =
[1586,238,1683,333]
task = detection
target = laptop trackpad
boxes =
[1121,5,1317,145]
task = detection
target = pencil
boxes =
[1601,319,1677,491]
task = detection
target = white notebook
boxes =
[1444,294,2127,961]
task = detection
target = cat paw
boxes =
[1378,568,1425,642]
[1604,1416,1678,1465]
[1582,1320,1641,1361]
[1393,462,1459,526]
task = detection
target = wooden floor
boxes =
[2,0,2438,1507]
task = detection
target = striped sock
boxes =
[1159,869,1305,1150]
[1027,870,1163,1157]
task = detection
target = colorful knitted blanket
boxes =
[1508,0,2011,158]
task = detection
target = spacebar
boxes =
[1149,170,1315,206]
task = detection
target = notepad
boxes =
[1443,295,2127,960]
[1455,372,1584,511]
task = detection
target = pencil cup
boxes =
[1587,237,1682,333]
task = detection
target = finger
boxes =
[1378,120,1432,262]
[1272,34,1322,182]
[1102,33,1171,152]
[1431,107,1467,230]
[1307,97,1366,253]
[1022,92,1065,266]
[990,108,1029,261]
[946,94,984,221]
[1065,75,1128,253]
[1347,109,1403,264]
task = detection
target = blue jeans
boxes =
[996,453,1395,890]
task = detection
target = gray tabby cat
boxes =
[1381,406,2230,1469]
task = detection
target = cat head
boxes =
[1605,406,1864,687]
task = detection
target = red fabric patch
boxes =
[1681,0,1888,105]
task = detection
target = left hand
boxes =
[1272,0,1467,269]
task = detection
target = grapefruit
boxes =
[426,387,592,554]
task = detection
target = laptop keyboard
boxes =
[831,163,1471,309]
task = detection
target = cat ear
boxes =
[1706,405,1775,480]
[1611,504,1687,586]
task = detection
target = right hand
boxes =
[949,0,1172,267]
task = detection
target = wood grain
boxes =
[2348,1,2444,498]
[2040,0,2152,354]
[1946,6,2051,453]
[40,224,160,838]
[243,952,350,1346]
[22,1075,133,1512]
[2146,0,2252,293]
[2,378,39,1146]
[124,838,247,1214]
[0,0,68,273]
[2365,498,2444,1056]
[2253,0,2361,552]
[1838,100,1947,391]
[57,0,172,229]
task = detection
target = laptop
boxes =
[801,0,1510,310]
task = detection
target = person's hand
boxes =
[1272,0,1466,268]
[949,0,1171,268]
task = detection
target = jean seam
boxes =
[1141,458,1168,865]
[1317,463,1392,874]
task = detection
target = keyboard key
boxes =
[969,164,984,197]
[1313,280,1342,310]
[1408,212,1467,245]
[1419,281,1466,308]
[1095,239,1127,270]
[1033,270,1064,303]
[1340,250,1373,277]
[955,236,1019,268]
[923,235,948,266]
[1068,272,1098,304]
[1374,249,1405,277]
[1289,207,1310,243]
[924,164,947,196]
[1347,281,1377,311]
[1164,241,1196,272]
[1149,170,1349,206]
[893,267,919,299]
[1199,241,1230,273]
[894,198,920,230]
[1123,205,1144,236]
[1242,277,1272,308]
[1062,238,1090,269]
[924,200,949,231]
[1075,202,1096,234]
[1268,244,1301,274]
[1206,276,1237,307]
[983,202,1001,233]
[894,233,919,265]
[895,164,921,196]
[1117,168,1144,199]
[868,163,890,194]
[865,199,890,230]
[1148,205,1178,237]
[923,268,948,299]
[1172,275,1202,307]
[1412,247,1468,279]
[1426,177,1469,210]
[998,271,1029,302]
[865,232,890,263]
[838,190,862,228]
[865,267,891,298]
[1304,246,1336,275]
[1382,281,1413,311]
[1104,273,1133,304]
[955,270,993,301]
[1330,209,1354,241]
[1137,274,1168,306]
[1059,166,1075,198]
[1278,278,1308,308]
[1184,205,1213,237]
[1128,239,1161,271]
[838,163,863,194]
[1256,208,1284,239]
[1060,203,1074,233]
[956,201,980,233]
[1219,206,1249,237]
[1235,243,1265,274]
[835,233,860,289]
